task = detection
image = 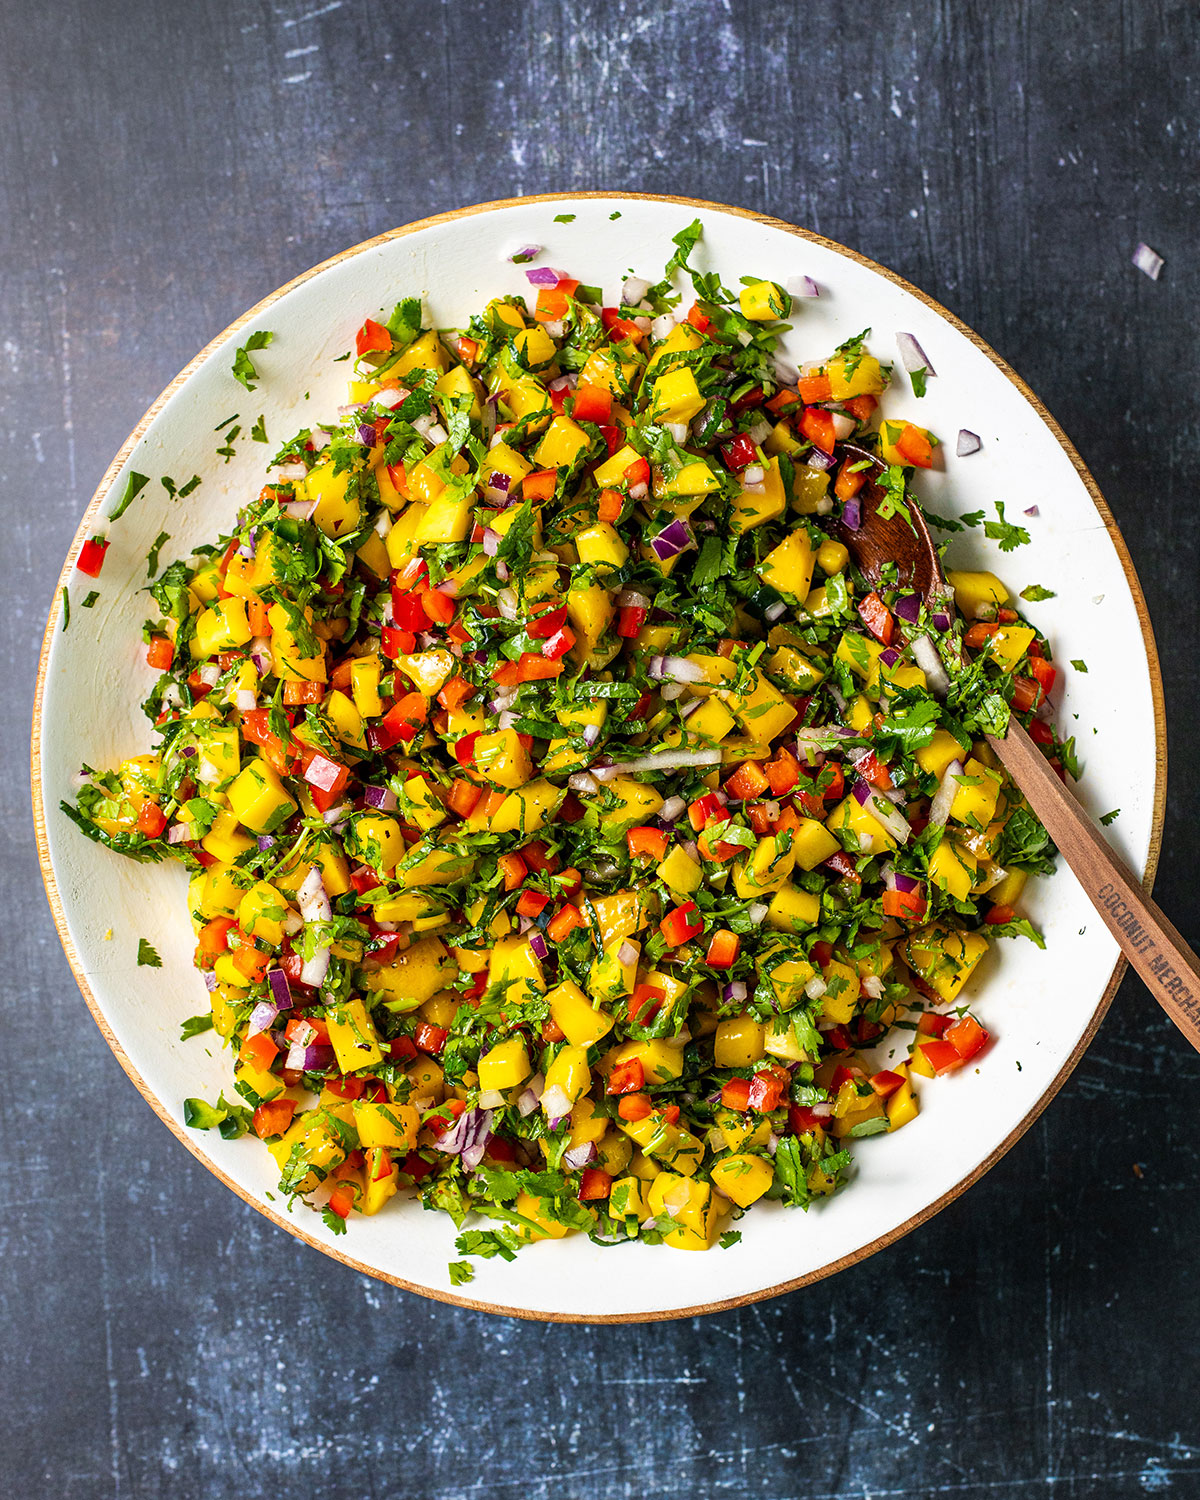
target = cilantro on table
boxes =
[983,501,1030,553]
[108,471,149,521]
[136,938,162,967]
[1020,584,1055,602]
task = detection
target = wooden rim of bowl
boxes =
[30,191,1167,1323]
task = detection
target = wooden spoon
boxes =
[831,448,1200,1050]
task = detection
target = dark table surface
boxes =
[5,2,1199,1495]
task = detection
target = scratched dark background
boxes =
[4,0,1199,1495]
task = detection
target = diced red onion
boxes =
[196,662,221,688]
[772,355,800,387]
[298,867,331,921]
[787,275,819,298]
[590,764,620,784]
[563,1141,598,1171]
[540,1084,573,1122]
[911,634,951,697]
[525,265,562,286]
[232,688,256,712]
[659,795,686,823]
[528,932,549,962]
[287,1040,333,1073]
[622,275,651,305]
[747,902,769,925]
[741,480,766,497]
[438,1107,494,1171]
[853,780,912,843]
[267,968,293,1009]
[842,497,862,531]
[894,593,922,624]
[299,947,331,989]
[650,518,694,560]
[896,332,936,378]
[763,600,788,623]
[830,411,855,441]
[617,940,639,966]
[363,784,397,812]
[310,429,331,451]
[617,748,722,775]
[806,448,834,471]
[677,695,701,720]
[743,464,765,486]
[581,723,601,747]
[879,646,901,670]
[631,315,651,333]
[480,527,501,557]
[664,421,689,444]
[568,772,600,795]
[956,429,982,457]
[275,461,308,483]
[723,980,748,1003]
[805,973,828,1001]
[747,418,772,445]
[1132,242,1164,280]
[650,313,677,340]
[517,1074,545,1116]
[478,1089,506,1110]
[166,822,195,844]
[282,498,316,521]
[648,654,709,684]
[510,244,541,263]
[248,1001,278,1036]
[1024,505,1039,517]
[203,971,218,993]
[373,386,408,410]
[928,759,963,827]
[249,637,274,675]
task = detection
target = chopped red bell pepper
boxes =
[660,901,704,948]
[355,318,393,357]
[76,536,110,578]
[606,1058,645,1095]
[145,634,174,670]
[721,1077,752,1112]
[627,826,668,862]
[705,929,740,968]
[799,407,836,455]
[747,1067,788,1113]
[572,384,612,423]
[857,591,895,645]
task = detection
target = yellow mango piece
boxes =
[928,839,978,901]
[512,1189,571,1241]
[487,933,545,1006]
[758,526,816,598]
[414,486,472,545]
[489,779,563,835]
[827,353,886,400]
[534,415,590,470]
[947,569,1010,618]
[730,456,787,533]
[711,1153,774,1208]
[548,980,614,1048]
[350,655,384,719]
[650,366,706,424]
[739,280,789,321]
[904,923,989,1002]
[657,844,703,896]
[950,756,1002,828]
[916,728,970,779]
[790,816,842,871]
[647,1173,720,1251]
[826,794,897,856]
[473,728,532,789]
[544,1045,590,1107]
[566,583,616,667]
[354,1100,419,1152]
[237,881,287,947]
[645,321,704,376]
[766,883,822,931]
[302,463,360,538]
[988,867,1028,908]
[987,625,1036,672]
[227,759,297,835]
[714,1014,766,1068]
[352,812,407,872]
[365,935,451,1010]
[394,649,454,696]
[478,1036,533,1091]
[200,809,255,862]
[589,888,652,947]
[326,998,383,1073]
[576,521,629,573]
[393,329,450,377]
[601,777,664,833]
[191,597,253,659]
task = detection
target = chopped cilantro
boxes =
[1100,808,1120,826]
[718,1230,742,1249]
[448,1260,475,1286]
[180,1014,214,1040]
[553,213,576,223]
[1020,584,1056,602]
[147,530,170,577]
[1071,659,1088,673]
[231,330,274,391]
[321,1206,348,1236]
[60,587,69,631]
[81,590,99,608]
[108,471,150,521]
[910,367,928,397]
[984,501,1030,553]
[136,938,162,967]
[251,414,269,444]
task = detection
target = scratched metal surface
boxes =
[3,0,1199,1494]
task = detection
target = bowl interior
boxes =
[34,194,1163,1320]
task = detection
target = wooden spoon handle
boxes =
[987,719,1200,1050]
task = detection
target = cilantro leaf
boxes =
[984,501,1030,553]
[718,1230,742,1249]
[1099,808,1120,826]
[553,213,576,223]
[1020,584,1056,602]
[448,1260,475,1286]
[1071,659,1088,673]
[910,367,928,398]
[251,414,269,443]
[108,471,150,521]
[321,1206,348,1236]
[137,938,162,967]
[147,530,170,577]
[81,591,99,609]
[180,1014,214,1041]
[231,330,274,391]
[60,587,70,632]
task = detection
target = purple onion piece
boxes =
[267,968,293,1010]
[851,778,872,807]
[510,243,542,264]
[203,971,218,992]
[528,932,549,962]
[956,429,982,457]
[248,1001,278,1036]
[893,872,923,895]
[806,448,834,471]
[649,517,694,561]
[932,611,952,632]
[363,784,398,812]
[524,265,561,286]
[894,592,922,624]
[356,423,376,447]
[879,646,901,669]
[257,834,275,851]
[1024,505,1040,517]
[841,497,862,531]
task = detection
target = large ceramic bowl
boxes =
[32,194,1165,1321]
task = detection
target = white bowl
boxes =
[32,193,1165,1321]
